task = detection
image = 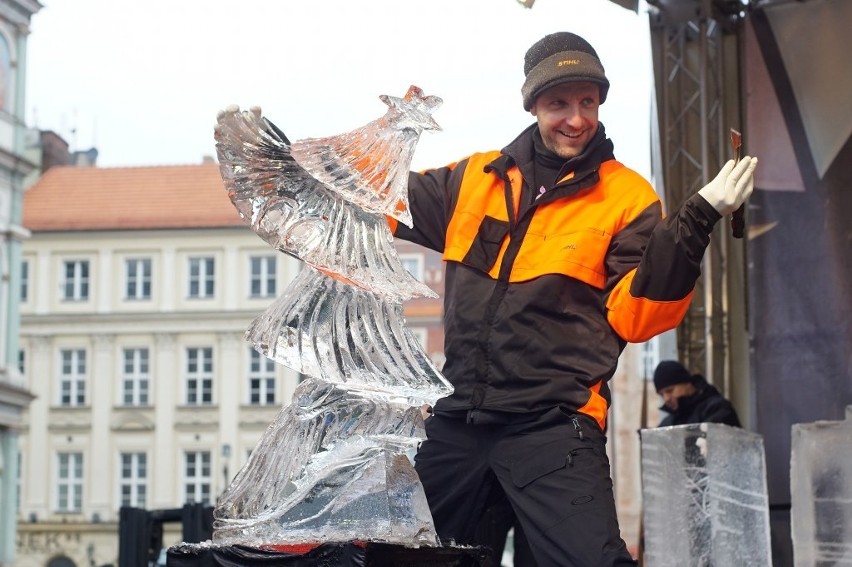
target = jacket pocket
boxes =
[513,227,610,288]
[461,215,509,273]
[510,438,594,488]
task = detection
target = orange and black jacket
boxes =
[391,123,721,430]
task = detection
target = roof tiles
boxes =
[23,164,245,231]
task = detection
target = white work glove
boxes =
[697,156,758,216]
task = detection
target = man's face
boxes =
[658,382,697,412]
[530,81,600,159]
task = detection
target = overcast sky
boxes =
[25,0,653,175]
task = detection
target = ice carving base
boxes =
[213,379,437,547]
[640,423,773,566]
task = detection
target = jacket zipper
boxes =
[571,416,585,440]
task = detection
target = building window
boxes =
[250,256,276,298]
[399,253,424,280]
[62,260,89,301]
[59,349,86,407]
[183,451,211,505]
[248,349,276,405]
[18,349,25,375]
[122,348,150,406]
[409,327,428,350]
[20,260,28,301]
[56,452,83,512]
[188,257,215,299]
[120,452,147,508]
[186,347,213,405]
[126,258,152,300]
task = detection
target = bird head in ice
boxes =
[379,85,443,133]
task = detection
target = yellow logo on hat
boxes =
[557,59,581,66]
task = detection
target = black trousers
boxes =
[414,407,637,567]
[475,497,537,566]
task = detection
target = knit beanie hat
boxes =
[653,360,695,392]
[521,32,610,111]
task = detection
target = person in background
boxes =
[653,360,741,427]
[393,31,757,566]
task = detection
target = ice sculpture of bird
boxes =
[210,87,451,549]
[290,85,442,229]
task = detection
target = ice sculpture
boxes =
[214,102,436,303]
[640,423,772,566]
[211,86,452,548]
[791,408,852,565]
[290,87,441,229]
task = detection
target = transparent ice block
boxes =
[791,409,852,565]
[640,423,772,566]
[213,379,437,547]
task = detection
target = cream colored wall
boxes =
[21,228,302,316]
[15,522,183,567]
[17,225,303,566]
[607,340,664,558]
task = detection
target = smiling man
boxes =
[392,32,758,566]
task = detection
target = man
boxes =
[391,32,757,566]
[653,360,741,427]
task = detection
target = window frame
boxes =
[61,259,90,302]
[121,347,150,406]
[248,348,276,406]
[119,452,148,508]
[249,255,277,299]
[55,452,84,513]
[187,256,215,299]
[185,347,213,406]
[125,257,152,301]
[20,259,28,302]
[183,450,212,505]
[58,348,87,407]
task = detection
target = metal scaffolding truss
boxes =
[648,0,746,391]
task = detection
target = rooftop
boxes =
[23,163,244,231]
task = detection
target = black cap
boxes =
[653,360,696,392]
[521,32,610,111]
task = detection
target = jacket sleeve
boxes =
[390,162,466,253]
[605,193,722,342]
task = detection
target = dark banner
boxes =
[746,0,852,560]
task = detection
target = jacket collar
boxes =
[488,122,615,192]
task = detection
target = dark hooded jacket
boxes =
[658,380,741,427]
